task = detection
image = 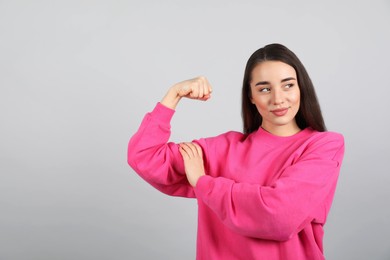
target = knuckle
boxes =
[196,76,205,83]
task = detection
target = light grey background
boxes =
[1,0,389,259]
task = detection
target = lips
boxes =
[271,108,289,116]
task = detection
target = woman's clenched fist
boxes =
[161,76,213,109]
[174,76,213,101]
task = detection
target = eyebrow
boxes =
[254,77,297,86]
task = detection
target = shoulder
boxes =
[308,130,344,147]
[201,130,246,144]
[303,129,345,161]
[194,130,246,151]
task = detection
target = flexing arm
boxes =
[127,77,212,197]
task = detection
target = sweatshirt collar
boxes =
[253,127,314,147]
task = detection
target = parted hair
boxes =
[241,43,326,134]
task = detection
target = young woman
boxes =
[128,43,345,259]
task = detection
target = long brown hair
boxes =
[241,43,326,134]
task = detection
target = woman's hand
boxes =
[161,76,213,109]
[179,142,206,187]
[174,76,213,100]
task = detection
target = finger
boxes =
[190,83,199,98]
[186,143,199,158]
[198,77,204,98]
[187,142,202,158]
[198,83,204,99]
[184,143,196,156]
[180,143,195,158]
[205,77,213,94]
[179,145,190,159]
[199,94,210,101]
[179,142,193,156]
[201,78,212,101]
[201,77,209,97]
[187,143,202,157]
[192,143,203,156]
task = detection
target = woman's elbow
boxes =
[127,144,140,171]
[265,218,304,242]
[232,218,299,242]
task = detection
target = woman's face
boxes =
[250,61,301,136]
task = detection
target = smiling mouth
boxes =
[271,108,289,116]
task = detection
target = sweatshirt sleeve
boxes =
[127,103,195,198]
[194,133,345,241]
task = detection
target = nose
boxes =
[271,89,284,105]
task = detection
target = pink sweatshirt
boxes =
[128,103,345,260]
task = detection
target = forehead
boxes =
[251,61,297,81]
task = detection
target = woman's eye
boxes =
[284,83,294,89]
[259,88,270,93]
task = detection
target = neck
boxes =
[261,123,301,137]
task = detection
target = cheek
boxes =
[293,94,300,106]
[253,98,270,118]
[290,90,301,106]
[252,96,269,109]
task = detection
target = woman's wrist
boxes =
[161,86,181,110]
